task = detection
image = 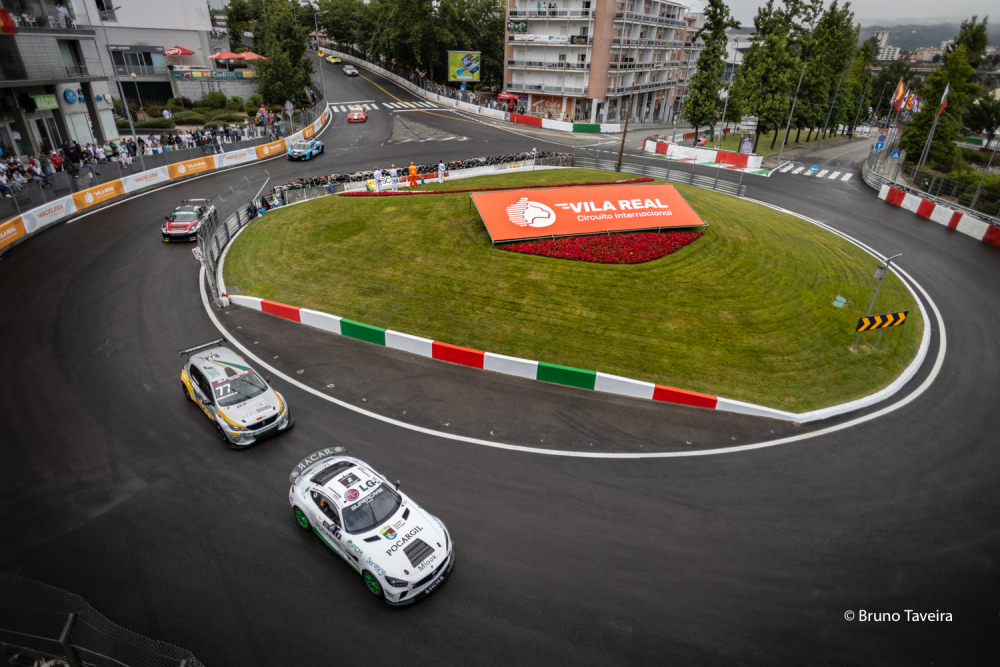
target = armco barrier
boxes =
[1,107,330,255]
[319,49,621,133]
[878,183,1000,250]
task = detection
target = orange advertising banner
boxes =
[0,216,26,251]
[255,138,287,159]
[302,124,316,139]
[471,183,706,242]
[167,157,214,179]
[72,179,125,210]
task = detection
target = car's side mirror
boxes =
[265,376,271,383]
[164,216,171,222]
[395,479,400,490]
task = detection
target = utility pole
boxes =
[854,254,901,351]
[615,80,637,173]
[848,77,870,141]
[716,46,738,149]
[776,58,810,167]
[818,68,848,148]
[314,10,327,101]
[100,5,145,172]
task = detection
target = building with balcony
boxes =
[77,0,217,104]
[1,0,119,157]
[504,0,704,124]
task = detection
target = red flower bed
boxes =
[501,231,703,264]
[338,177,654,196]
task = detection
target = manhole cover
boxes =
[91,341,124,357]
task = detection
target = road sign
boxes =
[878,134,886,142]
[875,141,885,150]
[890,150,902,160]
[810,165,819,174]
[856,311,908,332]
[740,115,758,134]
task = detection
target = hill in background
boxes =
[858,23,1000,52]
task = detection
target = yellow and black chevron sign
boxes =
[856,311,908,332]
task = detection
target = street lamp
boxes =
[817,67,849,148]
[716,44,738,149]
[314,10,328,102]
[854,253,901,351]
[776,55,812,167]
[98,6,145,171]
[129,72,146,122]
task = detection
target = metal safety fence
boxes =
[572,155,747,197]
[0,570,203,667]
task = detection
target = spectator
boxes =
[50,151,63,172]
[0,172,15,198]
[31,160,52,187]
[56,1,74,28]
[278,119,286,136]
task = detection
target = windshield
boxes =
[292,142,310,150]
[342,484,401,534]
[213,371,268,407]
[171,211,198,222]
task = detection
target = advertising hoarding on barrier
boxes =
[255,138,287,159]
[72,180,125,210]
[472,184,707,243]
[20,196,77,233]
[302,124,316,139]
[121,167,171,193]
[0,216,26,251]
[213,149,258,169]
[448,51,481,81]
[167,157,214,179]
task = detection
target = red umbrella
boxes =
[163,45,195,56]
[208,50,243,60]
[239,51,268,61]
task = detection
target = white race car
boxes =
[288,447,454,605]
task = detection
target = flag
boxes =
[934,84,949,119]
[0,9,18,34]
[905,92,915,110]
[890,78,905,108]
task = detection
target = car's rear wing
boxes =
[177,338,227,357]
[182,198,212,204]
[289,447,349,483]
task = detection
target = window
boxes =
[558,54,566,62]
[189,367,212,400]
[580,26,588,37]
[578,54,586,62]
[342,484,402,534]
[311,491,341,524]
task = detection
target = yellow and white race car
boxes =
[179,339,293,448]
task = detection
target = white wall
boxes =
[73,0,212,32]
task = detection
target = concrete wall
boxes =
[173,77,260,101]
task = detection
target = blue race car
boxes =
[287,139,325,161]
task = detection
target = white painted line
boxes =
[829,171,841,179]
[780,165,793,172]
[369,103,379,110]
[841,173,853,181]
[362,104,371,110]
[385,102,398,109]
[792,167,804,174]
[817,170,829,177]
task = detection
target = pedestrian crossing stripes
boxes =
[330,101,441,112]
[779,164,854,182]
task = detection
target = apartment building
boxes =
[1,0,119,157]
[876,45,900,61]
[77,0,217,104]
[504,0,704,124]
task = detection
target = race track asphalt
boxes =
[0,55,996,665]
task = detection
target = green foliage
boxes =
[199,91,228,109]
[869,60,914,119]
[167,97,194,110]
[246,94,263,110]
[173,111,207,125]
[945,15,990,69]
[191,106,213,115]
[204,112,247,125]
[899,45,981,168]
[682,0,740,138]
[146,104,165,119]
[227,96,245,111]
[964,93,1000,142]
[115,118,176,129]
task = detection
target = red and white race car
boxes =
[347,106,367,123]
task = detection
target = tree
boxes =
[965,93,1000,144]
[242,0,315,104]
[682,0,740,142]
[729,0,796,152]
[869,59,913,120]
[945,15,989,69]
[899,45,980,167]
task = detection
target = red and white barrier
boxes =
[878,184,1000,249]
[642,140,763,170]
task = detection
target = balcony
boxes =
[508,10,592,18]
[605,81,674,95]
[99,9,117,22]
[608,61,671,72]
[4,0,89,29]
[507,60,590,70]
[114,63,170,77]
[506,82,589,96]
[509,35,593,45]
[611,38,684,48]
[3,59,102,82]
[613,12,686,28]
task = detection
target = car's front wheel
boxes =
[362,571,383,598]
[293,506,310,530]
[215,423,229,443]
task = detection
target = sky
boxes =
[684,0,988,27]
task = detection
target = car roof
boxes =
[307,458,385,508]
[174,205,200,212]
[189,346,254,378]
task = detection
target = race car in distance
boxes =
[287,138,325,160]
[289,447,454,605]
[325,55,341,64]
[347,106,367,123]
[343,65,358,76]
[161,198,217,242]
[179,338,292,448]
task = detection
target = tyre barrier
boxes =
[878,183,1000,250]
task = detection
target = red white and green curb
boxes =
[224,286,931,425]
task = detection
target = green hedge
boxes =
[202,113,247,127]
[173,111,207,125]
[116,118,176,129]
